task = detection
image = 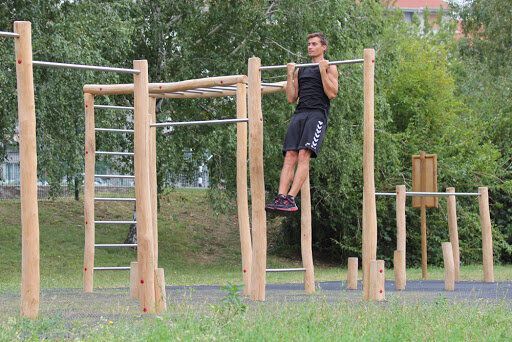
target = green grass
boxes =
[1,189,511,293]
[1,300,511,340]
[1,189,512,340]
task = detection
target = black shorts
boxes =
[282,109,328,158]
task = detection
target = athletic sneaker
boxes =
[265,194,287,211]
[274,195,299,212]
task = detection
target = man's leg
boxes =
[265,151,298,212]
[278,151,298,195]
[288,149,311,197]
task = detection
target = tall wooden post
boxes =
[236,82,252,296]
[419,151,428,279]
[395,185,406,289]
[478,187,494,282]
[248,57,267,301]
[149,96,158,268]
[362,48,377,300]
[300,173,315,294]
[133,60,155,313]
[446,187,460,281]
[14,21,40,319]
[83,93,95,293]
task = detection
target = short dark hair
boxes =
[307,32,328,47]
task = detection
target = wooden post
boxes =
[236,82,252,296]
[442,242,455,291]
[446,187,460,281]
[369,260,385,301]
[130,261,139,299]
[393,250,405,290]
[133,60,155,313]
[149,97,158,268]
[83,93,95,293]
[420,151,428,280]
[14,21,40,319]
[248,57,267,301]
[154,268,167,314]
[395,184,406,286]
[301,173,315,294]
[362,48,377,300]
[478,187,494,282]
[347,257,358,290]
[396,185,406,252]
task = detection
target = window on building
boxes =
[5,163,20,184]
[404,11,414,23]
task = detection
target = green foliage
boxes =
[210,282,247,318]
[0,0,510,263]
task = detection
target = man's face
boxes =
[307,37,326,58]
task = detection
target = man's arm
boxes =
[286,63,299,104]
[319,60,339,100]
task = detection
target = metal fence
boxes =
[0,169,210,200]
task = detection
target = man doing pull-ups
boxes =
[266,32,339,212]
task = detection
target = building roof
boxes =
[384,0,449,10]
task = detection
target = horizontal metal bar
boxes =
[375,192,480,197]
[94,105,134,110]
[94,266,131,271]
[95,128,134,133]
[210,86,238,91]
[261,82,285,88]
[94,220,137,224]
[151,118,248,128]
[375,193,396,196]
[95,151,134,156]
[266,268,306,272]
[95,174,134,179]
[94,197,136,202]
[260,59,364,70]
[195,87,225,93]
[184,90,205,94]
[95,244,137,248]
[33,60,139,74]
[0,31,19,38]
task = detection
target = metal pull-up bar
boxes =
[260,58,364,70]
[0,31,19,38]
[151,118,248,128]
[94,105,134,110]
[376,191,480,197]
[33,60,139,74]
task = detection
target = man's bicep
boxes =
[328,66,339,87]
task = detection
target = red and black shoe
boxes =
[274,195,299,212]
[265,194,287,212]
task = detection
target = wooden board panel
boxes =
[412,154,438,208]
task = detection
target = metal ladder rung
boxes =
[94,105,134,110]
[95,244,137,248]
[95,174,134,179]
[94,198,136,202]
[94,220,136,224]
[94,266,131,271]
[266,268,306,273]
[95,151,134,156]
[95,128,134,133]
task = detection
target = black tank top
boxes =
[295,65,330,114]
